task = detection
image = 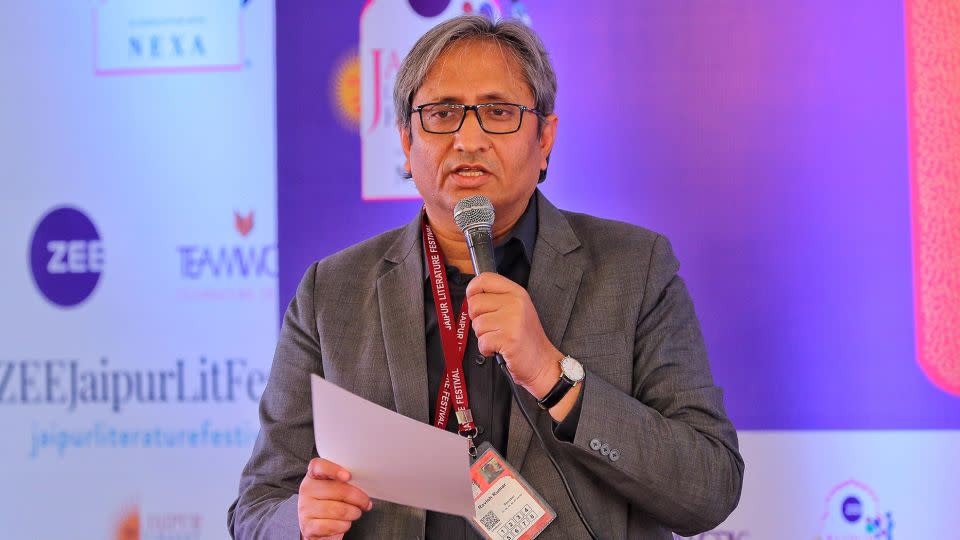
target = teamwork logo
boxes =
[29,206,104,308]
[177,210,276,280]
[359,0,531,200]
[816,479,893,540]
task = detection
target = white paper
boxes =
[310,374,475,517]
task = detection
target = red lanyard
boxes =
[422,218,478,448]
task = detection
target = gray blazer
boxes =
[228,192,743,539]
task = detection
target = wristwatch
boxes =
[537,355,585,410]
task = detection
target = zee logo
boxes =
[30,207,104,307]
[46,240,104,274]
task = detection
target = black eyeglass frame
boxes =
[411,102,545,134]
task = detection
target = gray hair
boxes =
[393,15,557,135]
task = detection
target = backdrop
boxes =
[1,1,958,539]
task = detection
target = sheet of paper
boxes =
[310,374,475,517]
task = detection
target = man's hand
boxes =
[298,458,373,540]
[466,272,564,399]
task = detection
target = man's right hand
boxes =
[298,458,373,540]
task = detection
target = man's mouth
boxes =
[452,165,489,177]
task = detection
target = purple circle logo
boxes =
[408,0,450,17]
[29,206,104,307]
[841,495,862,523]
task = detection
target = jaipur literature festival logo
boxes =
[29,206,104,308]
[816,479,893,540]
[358,0,532,200]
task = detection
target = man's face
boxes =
[400,39,557,227]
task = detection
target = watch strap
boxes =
[537,373,575,410]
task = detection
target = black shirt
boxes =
[422,196,582,538]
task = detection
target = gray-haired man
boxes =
[229,15,743,540]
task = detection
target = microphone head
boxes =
[453,195,495,233]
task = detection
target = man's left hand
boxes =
[466,272,562,399]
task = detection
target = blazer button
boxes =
[600,443,611,456]
[609,449,621,462]
[589,438,602,451]
[475,353,487,365]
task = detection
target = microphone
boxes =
[453,195,497,275]
[452,195,599,540]
[454,195,501,370]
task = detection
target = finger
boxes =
[301,517,352,539]
[310,500,365,522]
[307,458,351,482]
[475,329,504,357]
[470,312,503,338]
[301,480,373,510]
[466,272,517,297]
[466,291,503,319]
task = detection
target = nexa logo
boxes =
[128,33,206,60]
[29,207,104,308]
[94,0,245,76]
[176,211,277,279]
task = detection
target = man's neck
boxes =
[425,202,527,275]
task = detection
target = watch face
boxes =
[561,356,584,381]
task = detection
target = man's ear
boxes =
[538,114,558,172]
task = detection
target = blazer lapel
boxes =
[377,216,430,425]
[506,192,583,469]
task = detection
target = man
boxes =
[229,15,743,540]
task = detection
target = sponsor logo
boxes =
[816,479,893,540]
[113,503,139,540]
[408,1,507,19]
[177,210,276,281]
[142,511,204,540]
[234,210,254,237]
[112,503,205,540]
[332,50,361,131]
[359,0,525,200]
[29,206,104,308]
[93,0,246,76]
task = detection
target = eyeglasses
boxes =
[411,102,543,134]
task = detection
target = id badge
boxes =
[469,442,556,540]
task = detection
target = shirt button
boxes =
[589,438,602,451]
[475,353,487,365]
[600,443,611,456]
[609,449,621,462]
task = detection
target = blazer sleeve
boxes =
[228,263,322,539]
[552,234,744,536]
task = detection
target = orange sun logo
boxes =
[332,51,361,130]
[114,504,139,540]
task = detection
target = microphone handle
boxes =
[463,227,509,370]
[464,226,497,275]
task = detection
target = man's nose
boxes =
[453,109,491,152]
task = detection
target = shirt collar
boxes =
[500,193,537,264]
[421,193,539,279]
